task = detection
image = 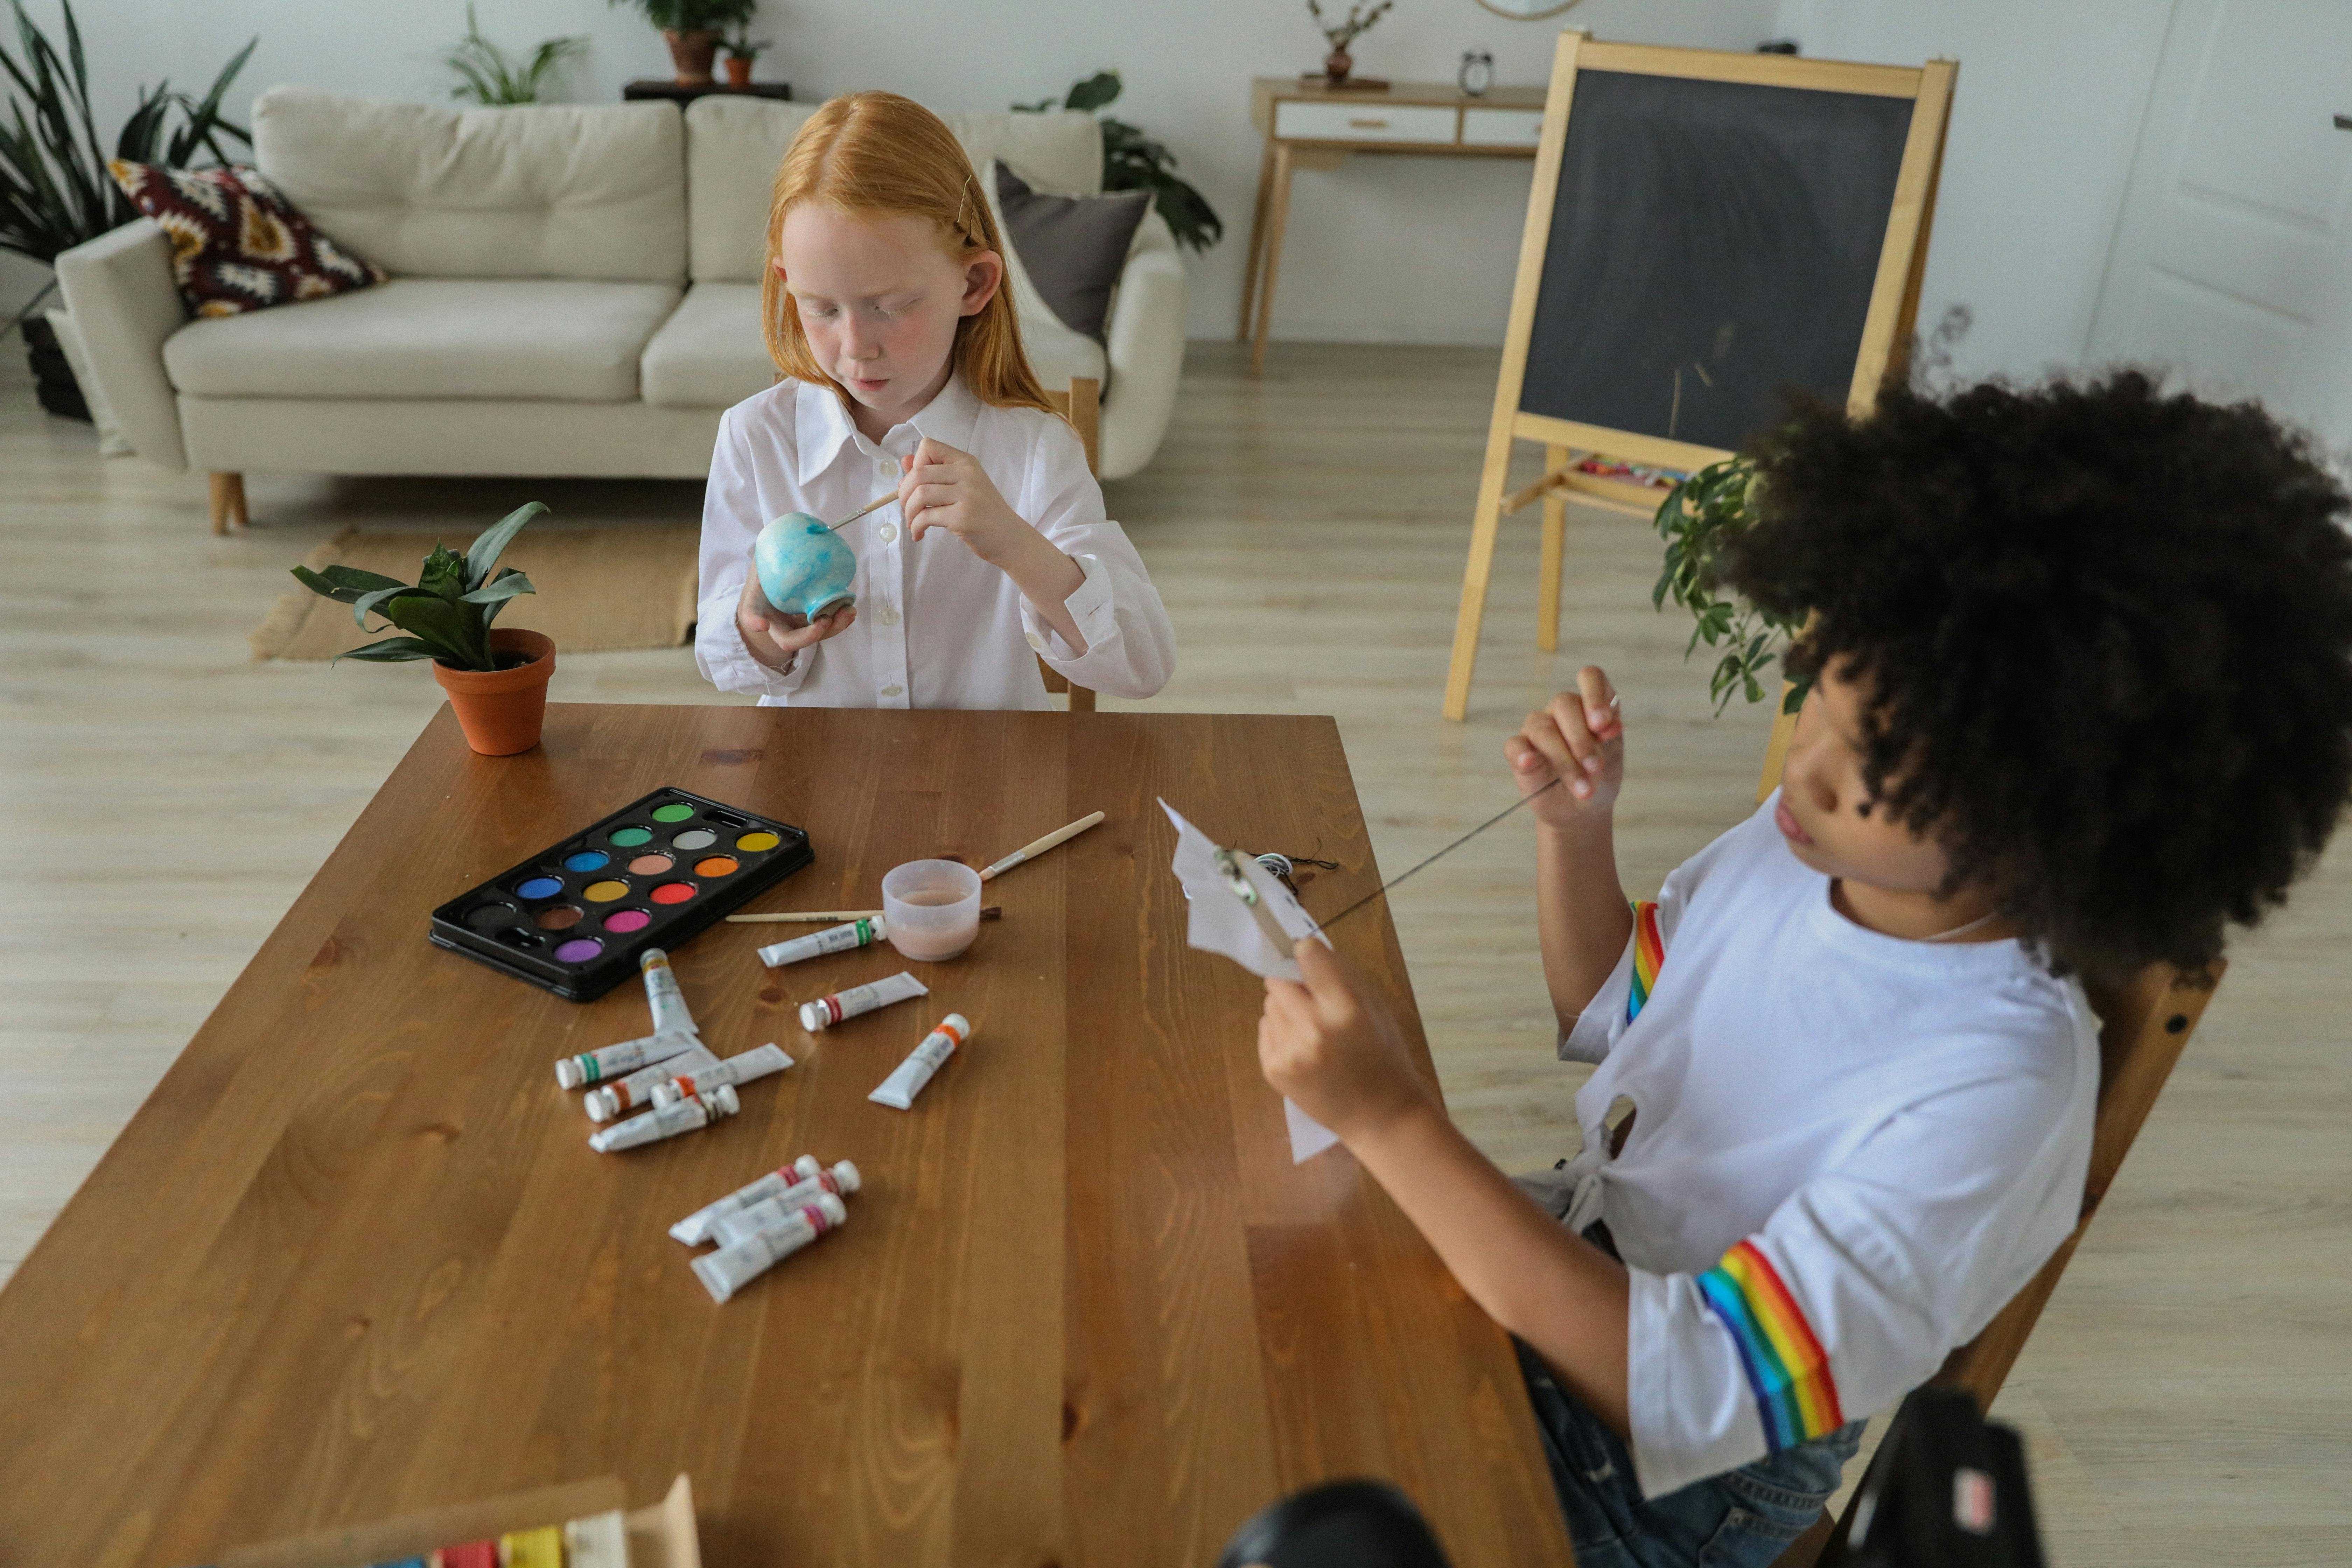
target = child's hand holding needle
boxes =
[1505,666,1625,822]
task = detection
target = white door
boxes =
[2088,0,2352,453]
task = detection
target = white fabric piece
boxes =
[1563,793,2097,1499]
[1159,798,1339,1163]
[179,394,719,478]
[45,307,131,455]
[693,374,1174,708]
[161,279,681,403]
[252,87,686,283]
[1098,210,1185,482]
[640,281,772,408]
[682,98,1103,284]
[51,218,187,469]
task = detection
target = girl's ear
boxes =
[959,251,1004,318]
[771,256,788,279]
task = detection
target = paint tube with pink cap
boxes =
[798,971,927,1032]
[710,1161,861,1248]
[693,1191,847,1303]
[670,1154,822,1246]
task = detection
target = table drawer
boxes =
[1275,100,1460,144]
[1461,106,1546,147]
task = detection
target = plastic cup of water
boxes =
[881,859,984,961]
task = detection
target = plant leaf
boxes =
[330,636,441,665]
[379,590,489,669]
[464,500,547,590]
[351,583,421,629]
[1063,70,1121,113]
[460,568,534,604]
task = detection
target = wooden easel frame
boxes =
[1441,34,1957,720]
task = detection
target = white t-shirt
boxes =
[694,373,1176,709]
[1558,793,2097,1498]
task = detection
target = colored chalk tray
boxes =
[428,786,813,1001]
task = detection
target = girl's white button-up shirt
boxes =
[694,374,1175,710]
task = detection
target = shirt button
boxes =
[1026,631,1047,652]
[876,604,901,626]
[880,683,904,698]
[877,522,899,544]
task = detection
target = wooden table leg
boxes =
[1248,142,1298,376]
[1237,136,1278,342]
[207,471,246,535]
[1538,442,1569,652]
[1442,418,1520,720]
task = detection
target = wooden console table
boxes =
[0,704,1570,1568]
[1239,77,1549,373]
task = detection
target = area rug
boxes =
[251,525,701,661]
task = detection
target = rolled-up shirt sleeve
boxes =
[695,409,813,699]
[1021,420,1176,700]
[1624,1057,2088,1497]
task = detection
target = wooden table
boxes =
[0,704,1570,1567]
[1240,77,1550,373]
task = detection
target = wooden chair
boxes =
[1750,707,2220,1568]
[1036,376,1102,713]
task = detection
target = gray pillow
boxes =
[992,161,1150,345]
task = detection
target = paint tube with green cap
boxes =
[758,916,888,967]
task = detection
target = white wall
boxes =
[4,0,1778,344]
[1772,0,2174,384]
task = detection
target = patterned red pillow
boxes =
[106,160,386,318]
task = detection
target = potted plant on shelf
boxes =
[607,0,755,88]
[0,0,254,418]
[1652,456,1809,715]
[1305,0,1394,86]
[290,502,558,756]
[440,4,588,105]
[719,24,765,89]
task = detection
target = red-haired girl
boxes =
[694,92,1175,709]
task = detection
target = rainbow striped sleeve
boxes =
[1697,1240,1845,1450]
[1625,899,1665,1024]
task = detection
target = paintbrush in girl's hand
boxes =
[826,488,900,532]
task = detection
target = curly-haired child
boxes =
[1257,372,2352,1568]
[694,92,1175,708]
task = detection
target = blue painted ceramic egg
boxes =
[754,512,858,621]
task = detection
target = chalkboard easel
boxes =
[1441,34,1956,720]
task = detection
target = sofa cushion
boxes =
[684,98,1104,283]
[252,87,685,283]
[163,278,682,402]
[990,161,1148,344]
[638,279,1104,410]
[106,160,386,317]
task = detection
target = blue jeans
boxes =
[1515,1338,1863,1568]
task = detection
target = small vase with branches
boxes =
[1306,0,1394,84]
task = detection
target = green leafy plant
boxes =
[1014,70,1223,254]
[1652,458,1810,714]
[441,5,587,106]
[607,0,756,33]
[719,23,766,62]
[0,0,253,284]
[1307,0,1395,52]
[290,502,546,668]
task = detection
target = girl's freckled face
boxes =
[776,205,989,429]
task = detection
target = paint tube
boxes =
[709,1161,862,1248]
[555,1030,700,1090]
[641,948,698,1040]
[758,916,889,968]
[692,1191,847,1304]
[868,1014,970,1110]
[588,1083,740,1153]
[584,1042,718,1121]
[798,970,927,1032]
[562,1510,629,1568]
[649,1042,794,1108]
[669,1155,822,1246]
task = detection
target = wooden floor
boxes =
[3,342,2346,1564]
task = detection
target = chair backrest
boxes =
[251,88,685,283]
[1752,698,2217,1567]
[1034,377,1104,712]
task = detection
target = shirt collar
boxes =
[794,371,982,474]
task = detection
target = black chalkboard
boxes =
[1517,69,1915,453]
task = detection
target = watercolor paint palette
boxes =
[430,787,812,1001]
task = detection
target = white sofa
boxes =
[57,86,1186,527]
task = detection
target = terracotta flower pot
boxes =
[433,628,555,756]
[664,29,719,85]
[723,56,752,88]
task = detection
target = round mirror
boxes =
[1475,0,1582,17]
